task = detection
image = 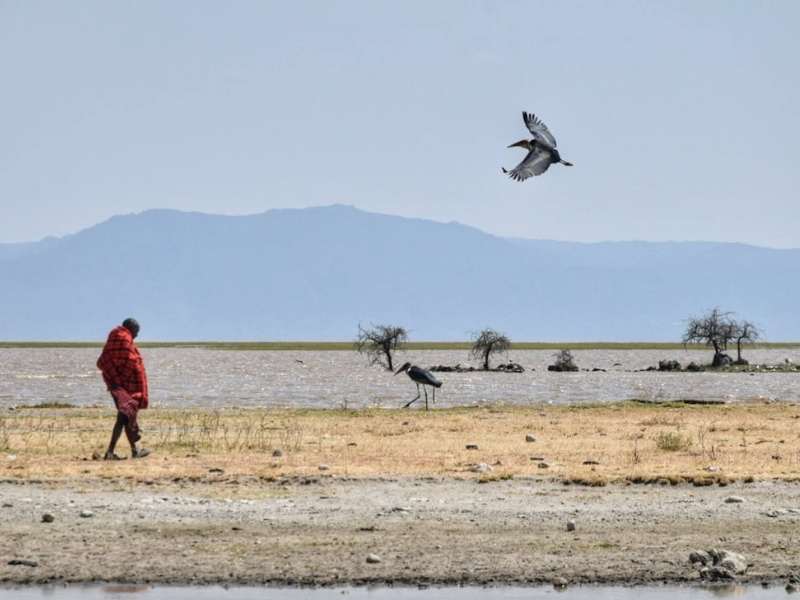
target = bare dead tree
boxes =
[470,329,511,370]
[355,324,408,372]
[682,308,737,367]
[731,320,762,364]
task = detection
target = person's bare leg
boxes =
[105,413,125,458]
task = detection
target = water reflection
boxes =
[0,584,789,600]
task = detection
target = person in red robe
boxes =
[97,318,151,460]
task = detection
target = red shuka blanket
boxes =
[96,325,149,409]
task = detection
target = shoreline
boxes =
[2,402,799,587]
[1,477,799,587]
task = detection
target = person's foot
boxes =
[103,451,125,461]
[132,447,151,459]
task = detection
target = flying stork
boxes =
[394,362,442,410]
[502,112,573,181]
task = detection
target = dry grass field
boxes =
[2,401,800,485]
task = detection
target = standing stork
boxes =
[502,111,573,181]
[394,362,442,410]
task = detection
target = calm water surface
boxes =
[0,584,790,599]
[1,348,799,409]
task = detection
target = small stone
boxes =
[465,444,479,450]
[79,510,94,518]
[2,502,12,508]
[724,496,745,504]
[41,513,54,523]
[271,449,284,457]
[470,463,492,473]
[208,467,224,473]
[787,583,797,593]
[530,456,545,461]
[537,462,550,469]
[366,553,382,564]
[552,576,568,589]
[718,550,747,574]
[689,550,711,566]
[318,464,330,471]
[525,434,536,443]
[347,442,357,447]
[566,520,576,532]
[704,465,720,472]
[582,459,600,465]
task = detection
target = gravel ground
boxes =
[1,477,799,586]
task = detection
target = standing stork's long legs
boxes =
[432,386,435,405]
[403,383,421,408]
[423,386,429,411]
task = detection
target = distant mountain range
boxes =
[1,205,797,341]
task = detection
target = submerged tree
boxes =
[682,307,737,367]
[731,320,762,364]
[355,324,408,372]
[549,349,578,372]
[470,329,511,370]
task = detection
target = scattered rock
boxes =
[537,462,550,469]
[719,551,747,574]
[208,467,225,473]
[79,510,94,518]
[495,362,525,373]
[465,444,479,450]
[582,459,600,465]
[318,464,330,471]
[8,559,38,567]
[566,520,576,532]
[365,553,382,564]
[552,576,568,589]
[347,442,357,447]
[693,548,748,580]
[658,359,682,371]
[41,513,54,523]
[91,451,102,461]
[787,583,797,593]
[2,502,12,508]
[530,456,545,461]
[525,434,536,443]
[685,362,704,372]
[689,550,711,566]
[470,463,492,473]
[271,449,284,458]
[704,465,720,472]
[724,496,745,504]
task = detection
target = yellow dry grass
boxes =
[2,402,800,484]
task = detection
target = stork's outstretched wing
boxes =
[504,146,553,181]
[523,112,557,148]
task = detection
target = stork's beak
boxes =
[507,139,530,150]
[394,363,408,375]
[560,160,574,166]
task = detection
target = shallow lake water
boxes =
[0,584,791,599]
[1,348,799,410]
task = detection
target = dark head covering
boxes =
[122,318,140,338]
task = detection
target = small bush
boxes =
[655,431,692,451]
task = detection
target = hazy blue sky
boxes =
[2,1,798,247]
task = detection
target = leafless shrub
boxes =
[355,324,408,372]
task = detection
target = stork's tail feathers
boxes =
[501,167,508,174]
[560,160,574,167]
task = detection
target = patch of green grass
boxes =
[655,431,693,451]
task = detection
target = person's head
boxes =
[122,318,140,339]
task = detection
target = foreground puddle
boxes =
[0,585,791,599]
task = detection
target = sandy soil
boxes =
[1,476,799,586]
